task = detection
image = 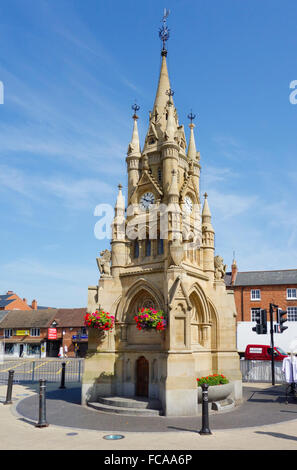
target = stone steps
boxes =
[87,396,162,416]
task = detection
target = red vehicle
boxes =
[244,344,288,361]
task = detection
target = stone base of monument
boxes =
[87,396,163,416]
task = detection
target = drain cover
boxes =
[103,434,125,440]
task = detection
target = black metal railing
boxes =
[0,358,84,384]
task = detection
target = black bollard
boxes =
[199,383,212,435]
[59,362,66,389]
[35,379,49,428]
[4,370,14,405]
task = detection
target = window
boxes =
[134,240,139,258]
[27,344,40,356]
[145,239,151,257]
[157,238,164,255]
[30,328,40,337]
[287,288,297,299]
[158,167,162,182]
[5,343,14,355]
[251,289,261,301]
[251,308,261,322]
[4,329,13,338]
[288,307,297,322]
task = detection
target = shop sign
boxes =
[48,328,57,339]
[16,330,29,336]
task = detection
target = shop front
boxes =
[3,339,46,358]
[72,334,88,357]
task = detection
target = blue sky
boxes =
[0,0,296,308]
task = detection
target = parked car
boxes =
[244,344,288,361]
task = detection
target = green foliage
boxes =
[196,374,229,387]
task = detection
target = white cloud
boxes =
[207,189,258,220]
[0,163,115,209]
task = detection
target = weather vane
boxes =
[132,102,140,118]
[159,8,170,53]
[187,110,196,124]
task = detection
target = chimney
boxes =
[6,291,13,295]
[23,298,27,305]
[31,299,38,310]
[231,258,238,285]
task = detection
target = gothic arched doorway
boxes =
[136,356,149,397]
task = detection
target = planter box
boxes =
[197,382,233,403]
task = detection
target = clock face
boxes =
[184,196,193,214]
[140,192,155,211]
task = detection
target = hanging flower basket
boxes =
[84,310,115,331]
[134,307,167,332]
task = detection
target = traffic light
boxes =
[252,309,267,334]
[277,308,288,333]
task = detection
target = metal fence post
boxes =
[78,359,82,382]
[35,379,49,428]
[199,383,212,435]
[31,361,35,383]
[59,362,66,389]
[4,370,14,405]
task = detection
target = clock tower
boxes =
[82,13,242,416]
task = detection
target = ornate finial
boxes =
[159,8,170,54]
[187,110,196,124]
[165,88,175,97]
[118,183,123,191]
[204,192,208,199]
[132,102,140,119]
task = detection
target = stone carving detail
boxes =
[170,239,184,266]
[214,255,227,280]
[135,297,155,313]
[96,249,111,277]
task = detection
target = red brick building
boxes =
[0,308,87,358]
[0,291,39,311]
[225,260,297,323]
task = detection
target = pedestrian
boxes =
[58,346,64,358]
[64,344,68,358]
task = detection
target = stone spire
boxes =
[202,193,215,278]
[202,192,212,222]
[115,183,125,213]
[126,105,141,202]
[187,122,197,160]
[111,184,126,277]
[112,184,125,241]
[152,52,172,126]
[127,110,141,157]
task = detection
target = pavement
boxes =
[1,381,297,450]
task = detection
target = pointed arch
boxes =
[118,278,164,323]
[188,282,211,348]
[207,297,219,350]
[188,282,210,323]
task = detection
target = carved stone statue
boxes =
[214,255,227,280]
[96,249,111,277]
